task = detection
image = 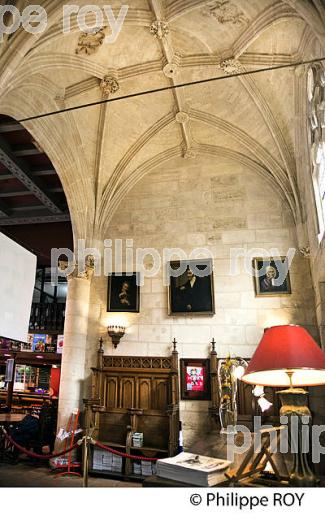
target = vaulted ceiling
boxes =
[0,0,324,245]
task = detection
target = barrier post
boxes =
[82,434,89,488]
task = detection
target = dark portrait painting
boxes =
[107,273,140,312]
[168,259,215,315]
[253,258,291,296]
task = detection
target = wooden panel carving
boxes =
[138,378,151,410]
[120,377,135,409]
[104,376,118,408]
[155,379,169,410]
[103,356,172,370]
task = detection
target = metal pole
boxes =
[82,435,89,488]
[5,354,16,412]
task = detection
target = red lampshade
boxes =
[242,325,325,387]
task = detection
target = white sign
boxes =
[0,233,36,342]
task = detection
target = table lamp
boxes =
[242,324,325,486]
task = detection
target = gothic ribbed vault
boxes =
[0,0,324,246]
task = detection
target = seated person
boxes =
[38,400,57,452]
[8,408,40,461]
[10,408,40,445]
[8,401,57,461]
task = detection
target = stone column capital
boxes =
[59,255,95,281]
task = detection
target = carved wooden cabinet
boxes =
[84,345,180,479]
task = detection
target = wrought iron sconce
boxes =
[107,325,125,348]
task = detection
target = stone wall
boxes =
[95,155,317,447]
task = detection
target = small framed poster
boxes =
[32,334,53,352]
[57,335,64,354]
[107,273,140,312]
[180,358,211,400]
[21,334,34,352]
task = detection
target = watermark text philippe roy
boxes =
[51,239,296,286]
[0,4,129,42]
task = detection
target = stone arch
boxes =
[0,89,95,245]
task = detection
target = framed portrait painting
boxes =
[168,259,215,315]
[107,273,140,312]
[180,359,211,400]
[252,257,291,296]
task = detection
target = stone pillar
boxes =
[57,262,93,430]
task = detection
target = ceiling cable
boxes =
[17,56,325,124]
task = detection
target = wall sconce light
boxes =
[107,325,125,348]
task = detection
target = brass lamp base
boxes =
[278,388,319,487]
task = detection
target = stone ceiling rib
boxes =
[165,0,215,21]
[294,64,309,232]
[149,0,193,156]
[0,0,63,89]
[282,0,325,41]
[180,52,306,69]
[65,60,164,100]
[119,59,163,80]
[297,26,316,58]
[8,54,108,87]
[230,3,299,60]
[238,71,301,219]
[239,53,294,67]
[94,92,110,231]
[65,77,100,100]
[28,75,65,101]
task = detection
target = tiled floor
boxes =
[0,461,141,487]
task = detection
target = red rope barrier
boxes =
[2,429,81,460]
[94,440,159,461]
[3,428,162,462]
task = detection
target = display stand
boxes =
[53,409,81,477]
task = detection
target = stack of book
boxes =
[92,449,112,471]
[133,462,142,475]
[112,454,123,473]
[132,432,144,447]
[156,452,231,486]
[141,460,155,476]
[92,449,123,473]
